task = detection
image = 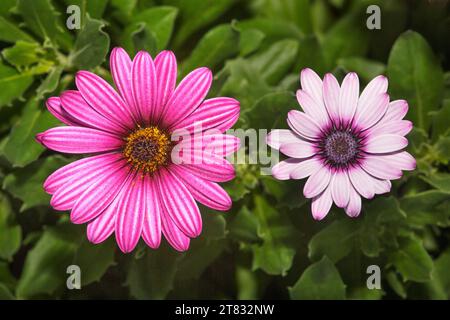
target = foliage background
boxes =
[0,0,449,300]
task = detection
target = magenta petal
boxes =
[162,67,212,127]
[70,165,129,224]
[303,166,331,198]
[132,51,157,123]
[46,97,78,125]
[364,134,408,154]
[110,47,138,121]
[177,133,240,158]
[87,197,118,244]
[331,171,350,208]
[171,97,240,134]
[38,127,123,154]
[44,153,121,194]
[60,90,125,135]
[160,205,190,252]
[157,169,202,238]
[154,50,177,122]
[172,165,232,211]
[115,175,145,253]
[177,154,236,182]
[311,187,332,220]
[76,71,135,130]
[142,176,162,249]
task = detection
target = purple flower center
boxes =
[322,130,359,167]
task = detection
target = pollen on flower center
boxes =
[123,126,171,173]
[322,130,359,167]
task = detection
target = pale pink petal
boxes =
[60,90,125,135]
[364,120,413,137]
[175,155,235,182]
[172,165,231,211]
[311,187,332,220]
[303,166,332,198]
[279,141,316,158]
[132,51,157,123]
[345,186,362,218]
[376,151,416,171]
[287,110,322,139]
[348,167,375,199]
[373,178,391,194]
[271,158,303,180]
[50,158,124,211]
[266,129,303,150]
[296,89,330,128]
[115,175,145,253]
[290,157,321,179]
[87,196,119,244]
[300,68,323,106]
[338,72,359,126]
[160,205,190,252]
[331,171,350,208]
[110,47,138,120]
[37,127,124,154]
[162,67,212,127]
[171,97,240,134]
[75,71,135,129]
[154,50,177,123]
[357,75,388,112]
[157,169,202,238]
[44,153,122,194]
[322,73,340,123]
[46,97,77,125]
[142,175,162,249]
[70,165,130,224]
[382,100,408,122]
[360,156,402,180]
[364,134,408,153]
[353,93,389,130]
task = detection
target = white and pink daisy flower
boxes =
[267,68,416,220]
[36,48,240,253]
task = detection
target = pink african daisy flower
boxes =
[267,68,416,220]
[36,48,240,253]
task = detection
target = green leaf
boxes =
[127,246,182,299]
[122,6,178,55]
[308,219,358,263]
[2,98,59,167]
[237,28,265,57]
[64,0,108,20]
[17,0,63,41]
[387,31,444,130]
[401,190,450,226]
[0,283,14,300]
[2,41,46,69]
[431,100,450,140]
[0,17,35,43]
[321,14,369,67]
[36,65,64,99]
[0,0,15,17]
[0,62,33,108]
[289,256,346,300]
[388,236,434,283]
[249,39,299,86]
[3,156,69,211]
[338,57,386,82]
[229,206,259,243]
[182,24,239,75]
[430,249,450,299]
[236,19,302,45]
[0,192,21,260]
[16,223,80,298]
[386,271,407,299]
[251,195,297,276]
[69,16,110,70]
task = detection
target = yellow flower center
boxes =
[123,126,171,173]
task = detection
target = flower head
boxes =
[37,48,240,253]
[267,68,415,219]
